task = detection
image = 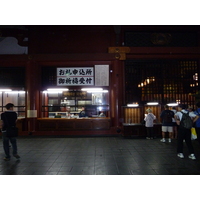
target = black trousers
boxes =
[195,127,200,144]
[146,127,154,138]
[177,126,194,154]
[2,131,18,158]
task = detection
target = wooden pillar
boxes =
[110,59,124,130]
[108,46,130,132]
[26,60,40,134]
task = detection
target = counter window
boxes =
[41,89,109,118]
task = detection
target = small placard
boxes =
[27,110,37,118]
[95,65,109,86]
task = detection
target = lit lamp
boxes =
[0,89,12,92]
[127,103,139,107]
[146,102,159,105]
[43,88,69,93]
[167,103,178,107]
[81,88,103,91]
[5,91,25,94]
[81,88,108,93]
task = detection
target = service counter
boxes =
[122,123,162,138]
[25,117,115,136]
[2,117,116,137]
[16,118,26,132]
[37,117,111,131]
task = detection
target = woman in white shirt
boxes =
[144,108,156,139]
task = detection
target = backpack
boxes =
[163,110,173,123]
[180,111,193,129]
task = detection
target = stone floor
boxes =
[0,136,200,175]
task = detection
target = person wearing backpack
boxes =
[175,104,199,160]
[160,105,174,143]
[194,102,200,145]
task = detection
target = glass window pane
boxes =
[0,91,25,117]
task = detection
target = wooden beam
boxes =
[129,47,200,55]
[108,47,130,60]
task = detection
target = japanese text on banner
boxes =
[57,67,94,86]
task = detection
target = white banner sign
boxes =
[57,67,94,86]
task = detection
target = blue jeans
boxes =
[2,131,18,158]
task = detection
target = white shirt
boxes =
[175,109,197,121]
[144,113,156,127]
[171,109,177,122]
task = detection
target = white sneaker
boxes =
[160,138,166,142]
[168,138,171,143]
[177,153,184,158]
[188,154,196,160]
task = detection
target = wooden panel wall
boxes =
[123,105,162,124]
[124,107,143,124]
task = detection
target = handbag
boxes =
[191,127,197,140]
[6,126,18,137]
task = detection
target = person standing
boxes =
[171,106,178,139]
[79,107,88,118]
[194,102,200,145]
[160,105,174,143]
[99,111,106,117]
[0,103,20,161]
[175,104,199,160]
[144,108,156,139]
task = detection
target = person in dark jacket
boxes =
[79,107,88,118]
[160,105,174,143]
[0,103,20,161]
[194,102,200,145]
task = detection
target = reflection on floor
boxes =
[1,136,200,175]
